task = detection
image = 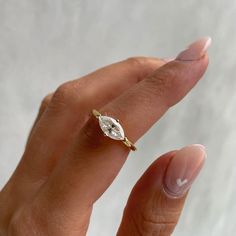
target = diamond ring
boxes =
[92,109,137,151]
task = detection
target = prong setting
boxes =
[98,115,125,140]
[92,109,137,151]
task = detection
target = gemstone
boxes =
[98,115,125,140]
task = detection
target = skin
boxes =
[0,55,208,236]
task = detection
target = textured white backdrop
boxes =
[1,1,236,235]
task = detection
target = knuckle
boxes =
[125,57,158,81]
[54,81,76,104]
[52,81,85,112]
[142,66,177,106]
[140,211,176,235]
[127,195,179,236]
[129,210,176,236]
[126,57,149,67]
[41,93,53,109]
[150,68,175,92]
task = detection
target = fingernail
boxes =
[163,144,206,197]
[176,37,212,61]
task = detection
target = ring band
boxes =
[92,109,137,151]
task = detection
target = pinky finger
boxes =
[117,144,206,236]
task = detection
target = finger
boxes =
[36,38,210,225]
[7,57,165,202]
[1,93,53,211]
[117,144,206,236]
[27,93,53,143]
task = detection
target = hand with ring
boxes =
[0,37,211,236]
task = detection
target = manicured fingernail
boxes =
[163,144,206,197]
[176,37,212,61]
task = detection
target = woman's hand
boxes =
[0,37,210,236]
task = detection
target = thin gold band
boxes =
[92,109,137,151]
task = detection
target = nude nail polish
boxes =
[163,144,206,197]
[176,37,212,61]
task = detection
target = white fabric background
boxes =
[0,1,236,235]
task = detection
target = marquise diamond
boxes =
[98,115,125,140]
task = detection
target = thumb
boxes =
[117,144,206,236]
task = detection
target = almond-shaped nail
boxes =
[163,144,206,197]
[176,37,212,61]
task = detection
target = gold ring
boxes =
[92,109,137,151]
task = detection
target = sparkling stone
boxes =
[98,115,125,140]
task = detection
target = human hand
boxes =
[0,37,210,236]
